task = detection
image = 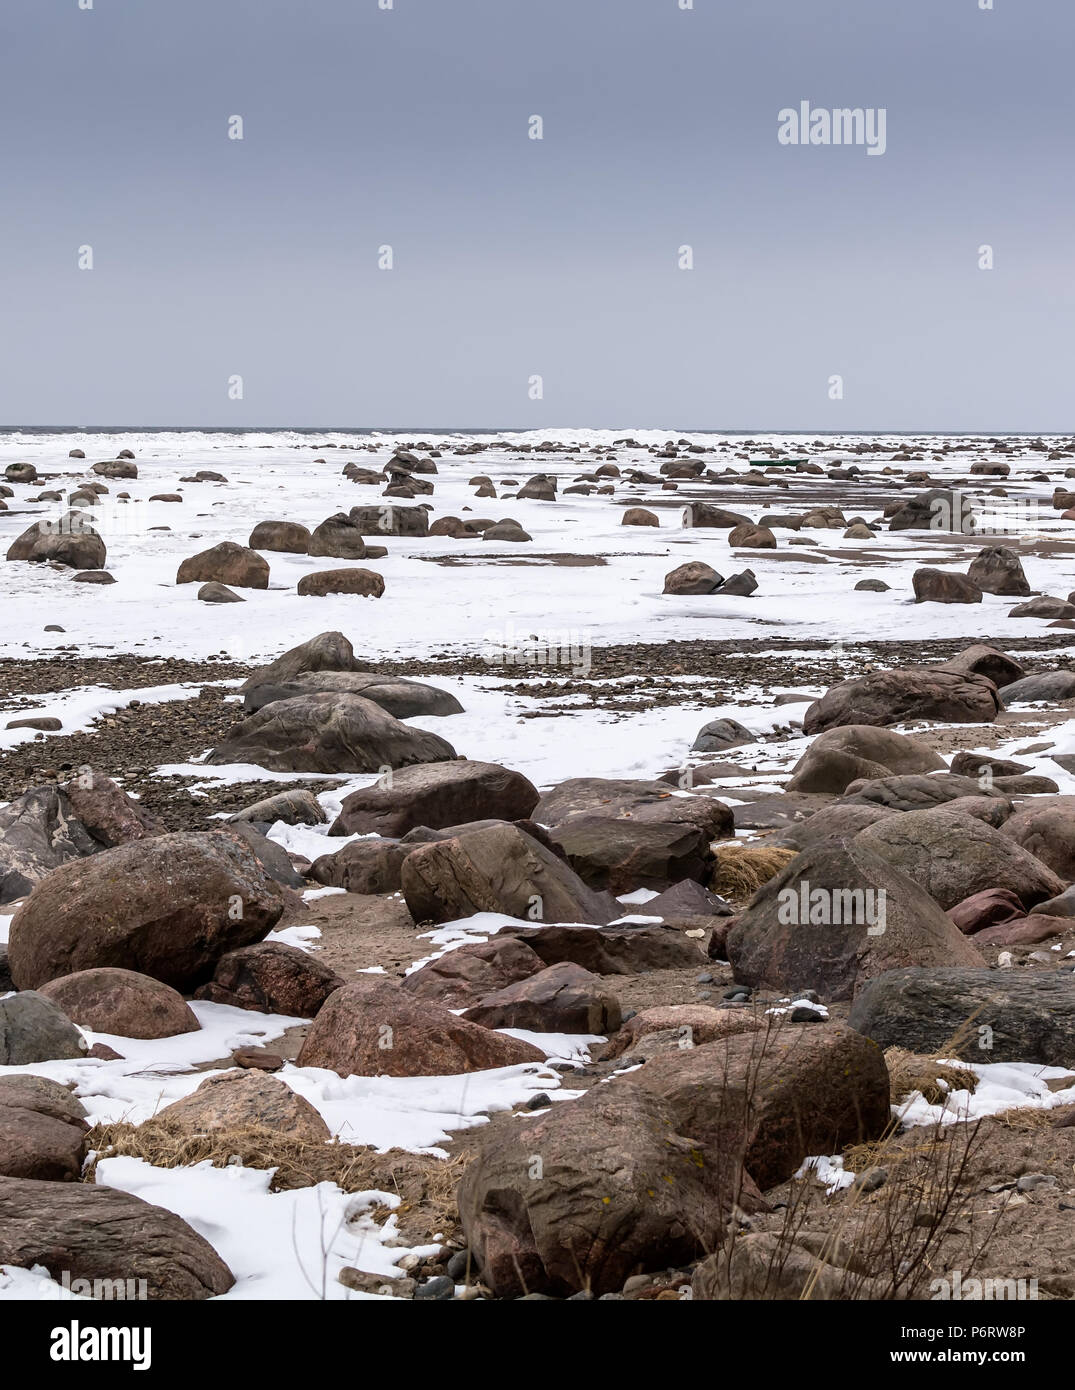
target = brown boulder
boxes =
[0,1076,89,1181]
[948,888,1026,935]
[208,693,456,773]
[462,962,621,1034]
[854,808,1063,910]
[306,513,368,559]
[156,1069,329,1143]
[400,823,614,925]
[331,760,538,837]
[194,941,343,1016]
[0,1177,233,1299]
[1000,798,1075,881]
[309,838,408,893]
[548,815,711,893]
[176,541,269,589]
[601,1004,763,1060]
[912,568,982,603]
[458,1080,736,1298]
[239,631,362,692]
[966,547,1031,597]
[634,1021,890,1192]
[500,922,705,974]
[401,936,546,1009]
[663,561,724,595]
[38,968,198,1039]
[248,520,311,553]
[296,977,545,1077]
[6,830,284,992]
[727,841,984,1002]
[297,568,384,598]
[803,668,1001,734]
[63,767,164,848]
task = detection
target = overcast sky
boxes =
[1,0,1070,431]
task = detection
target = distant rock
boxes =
[176,541,269,590]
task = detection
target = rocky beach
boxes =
[0,428,1073,1304]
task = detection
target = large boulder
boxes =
[156,1070,329,1143]
[786,723,946,793]
[601,1004,763,1060]
[193,941,343,1016]
[534,777,733,839]
[684,503,751,529]
[401,936,546,1009]
[663,561,723,595]
[934,644,1025,688]
[0,1177,234,1299]
[912,568,982,604]
[966,547,1031,597]
[1000,798,1075,881]
[499,922,706,974]
[1009,596,1075,620]
[330,760,538,837]
[839,772,1008,814]
[296,977,545,1077]
[297,568,384,598]
[230,788,326,827]
[458,1081,734,1298]
[888,488,973,533]
[37,968,199,1039]
[347,504,429,537]
[6,512,106,569]
[248,520,311,553]
[1000,670,1075,705]
[0,992,87,1064]
[63,767,164,848]
[854,808,1064,910]
[774,802,899,851]
[802,668,1001,734]
[848,968,1075,1065]
[6,830,284,992]
[208,693,456,774]
[309,838,408,894]
[93,458,137,478]
[726,841,984,1002]
[176,541,269,589]
[401,823,614,925]
[306,513,369,559]
[0,1076,89,1181]
[548,815,712,893]
[239,631,362,691]
[634,1022,891,1192]
[244,671,463,719]
[461,962,621,1034]
[0,785,98,904]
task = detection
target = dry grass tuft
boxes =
[710,844,797,899]
[991,1107,1055,1132]
[884,1047,978,1105]
[85,1119,470,1244]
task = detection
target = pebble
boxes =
[446,1249,471,1281]
[414,1275,455,1301]
[525,1092,552,1111]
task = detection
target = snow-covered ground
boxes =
[2,428,1075,663]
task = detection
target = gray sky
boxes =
[1,0,1071,430]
